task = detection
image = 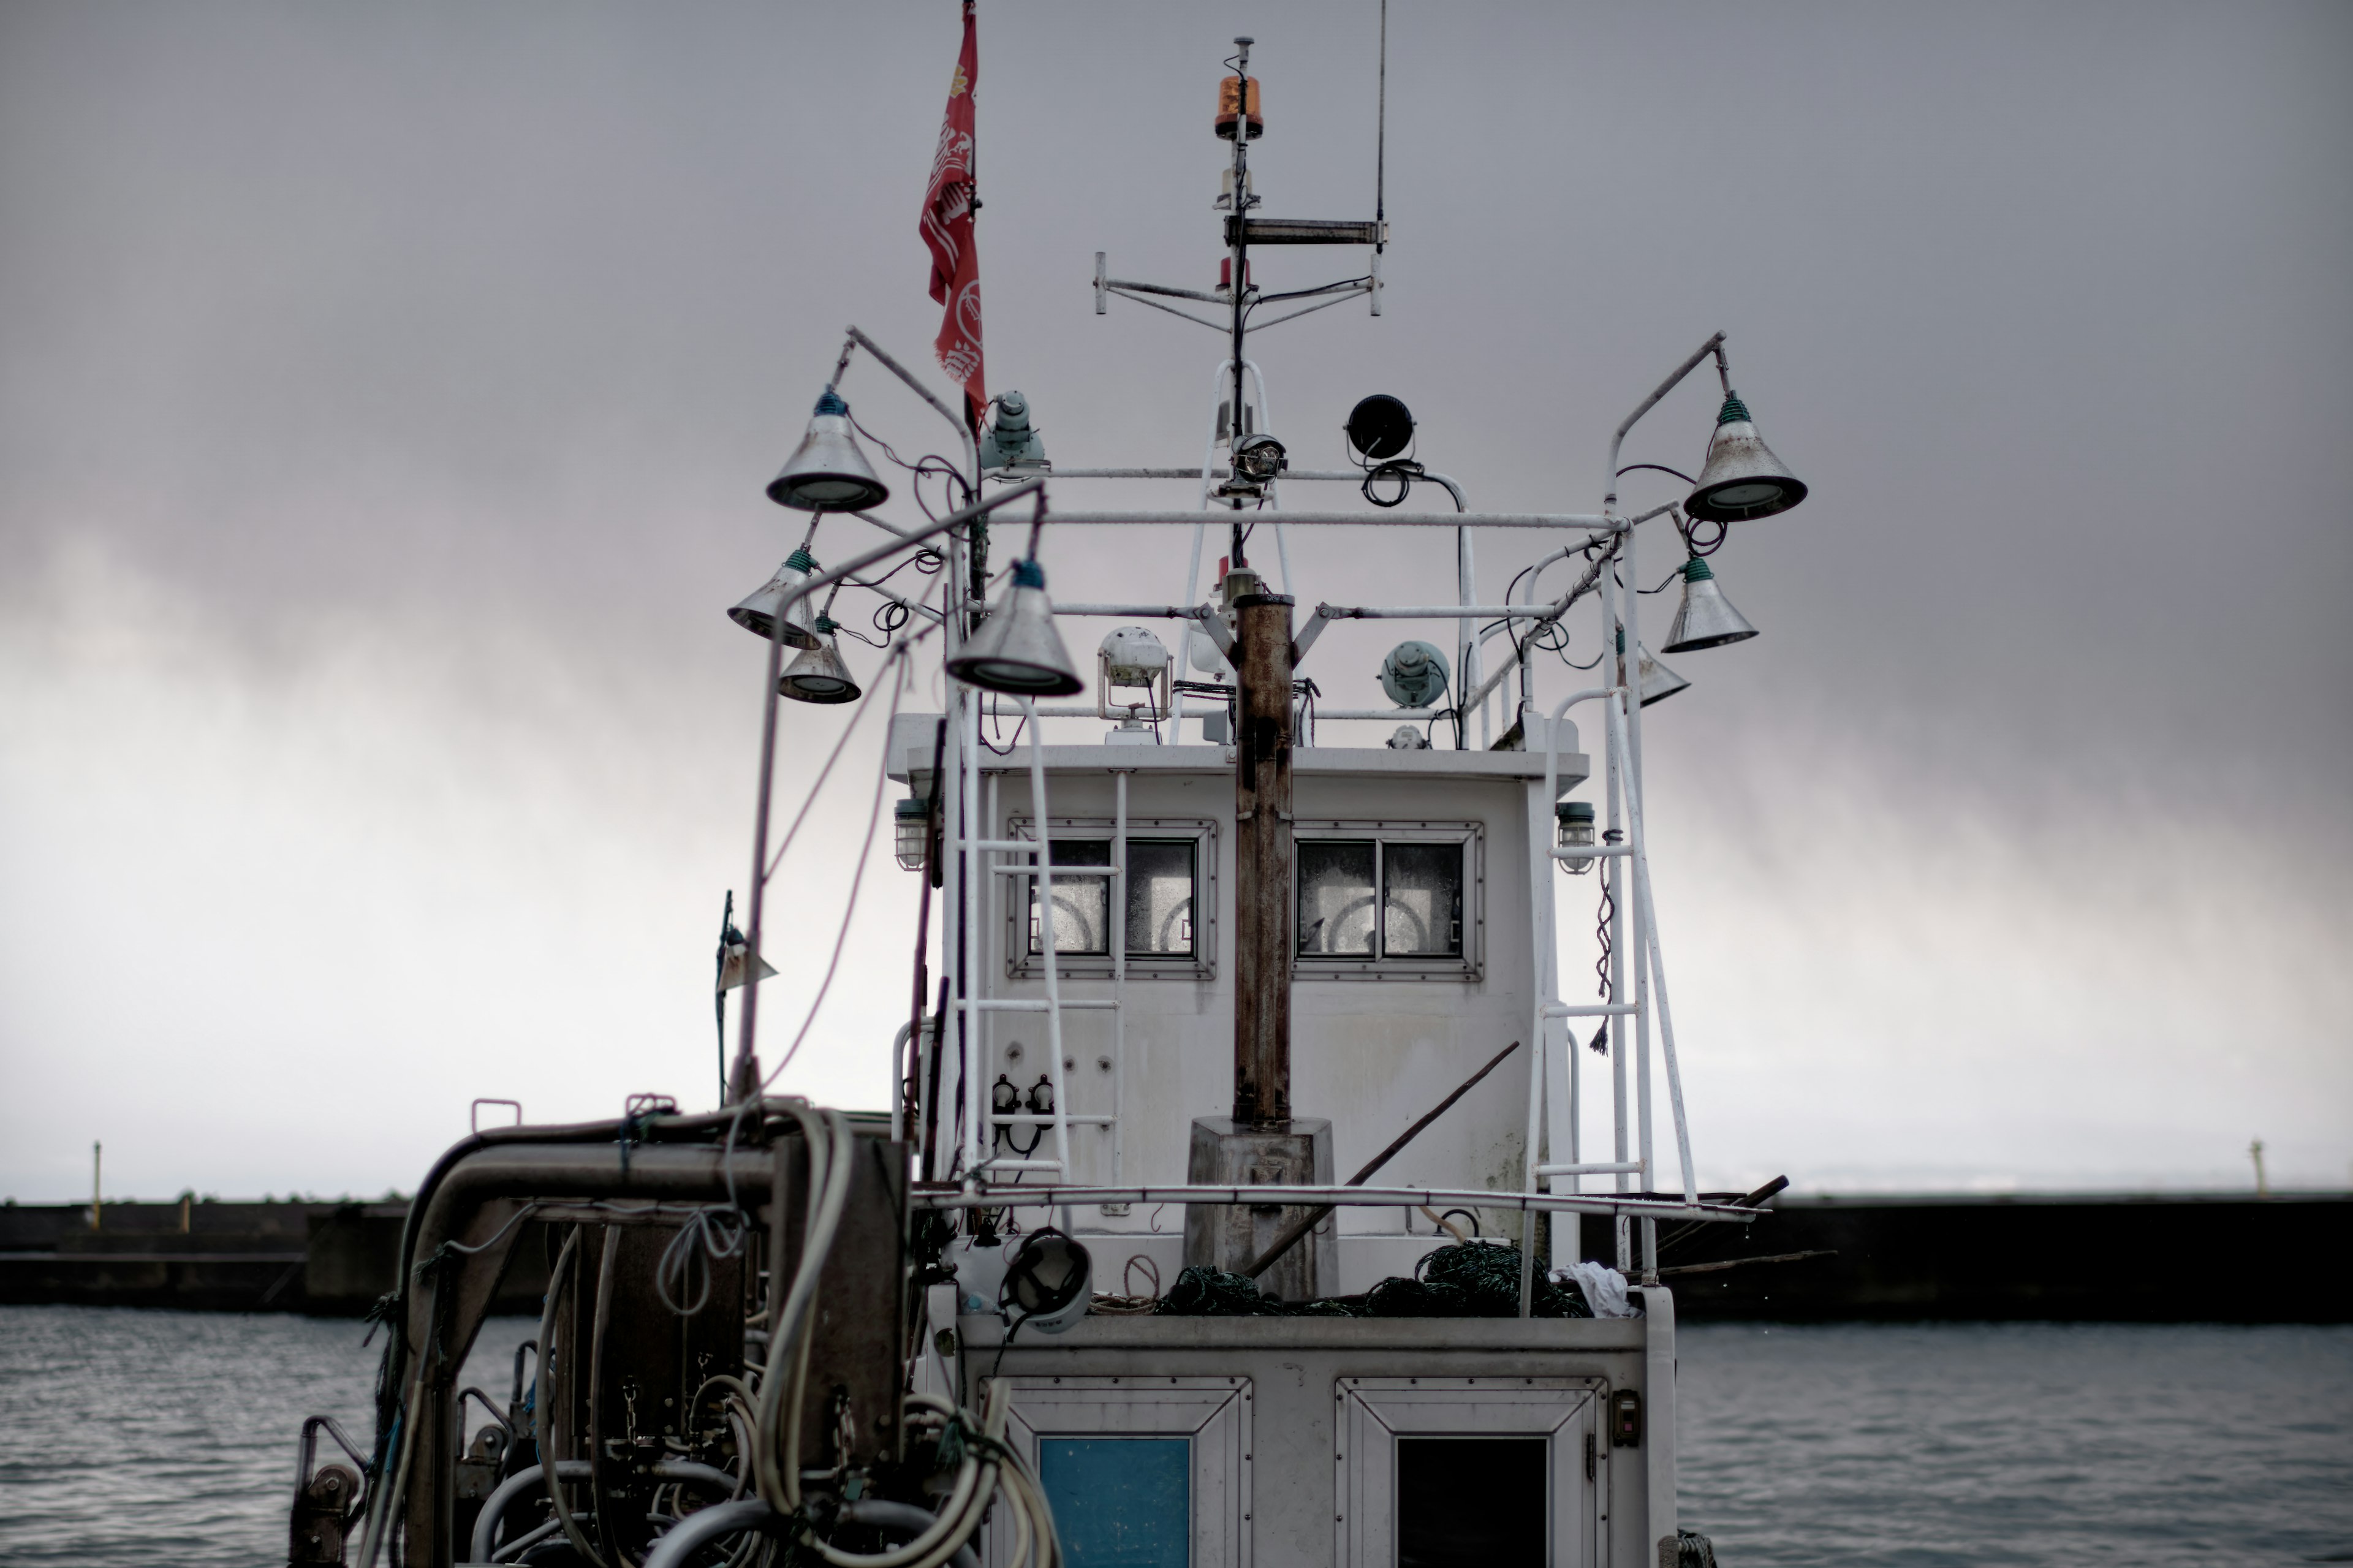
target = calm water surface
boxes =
[0,1308,2346,1565]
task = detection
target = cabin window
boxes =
[1039,1437,1190,1568]
[1395,1438,1546,1566]
[995,1376,1251,1568]
[1336,1377,1597,1568]
[1295,825,1478,977]
[1008,819,1217,979]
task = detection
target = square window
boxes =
[1382,843,1463,958]
[1010,822,1216,977]
[1039,1437,1191,1568]
[1124,839,1197,957]
[1298,840,1377,956]
[1396,1437,1545,1567]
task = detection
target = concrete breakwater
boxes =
[0,1200,550,1316]
[1654,1191,2349,1323]
[2,1191,2343,1320]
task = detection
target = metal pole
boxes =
[1231,591,1295,1127]
[1112,769,1130,1181]
[728,525,801,1102]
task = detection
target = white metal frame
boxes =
[892,333,1758,1260]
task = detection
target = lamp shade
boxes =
[767,391,890,512]
[1634,643,1691,706]
[1660,556,1760,653]
[1616,629,1691,707]
[945,560,1085,696]
[779,619,861,704]
[1684,392,1806,523]
[727,548,824,650]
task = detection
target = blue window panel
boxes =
[1037,1436,1190,1568]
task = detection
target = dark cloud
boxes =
[2,1,2346,1196]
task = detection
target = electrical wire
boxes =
[763,649,909,1086]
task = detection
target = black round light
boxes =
[1345,394,1415,461]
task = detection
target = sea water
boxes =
[1,1308,2346,1566]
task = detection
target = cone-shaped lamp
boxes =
[779,617,861,704]
[767,391,890,512]
[1685,392,1806,523]
[1661,556,1760,653]
[1617,628,1691,707]
[727,548,824,650]
[945,559,1085,696]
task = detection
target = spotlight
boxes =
[1233,433,1287,482]
[1379,640,1450,708]
[976,391,1048,472]
[1344,394,1415,461]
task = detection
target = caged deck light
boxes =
[767,390,891,512]
[893,798,932,873]
[779,616,861,703]
[1556,800,1597,874]
[946,559,1086,697]
[1684,392,1806,523]
[1660,556,1760,653]
[727,547,825,650]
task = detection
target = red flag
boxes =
[922,2,985,429]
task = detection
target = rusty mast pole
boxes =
[1230,592,1295,1127]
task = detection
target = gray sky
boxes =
[2,1,2347,1202]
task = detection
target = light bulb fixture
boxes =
[1685,391,1806,523]
[1556,800,1597,874]
[778,616,860,704]
[727,547,824,650]
[1660,555,1760,653]
[767,390,890,512]
[945,559,1085,697]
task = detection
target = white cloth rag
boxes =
[1556,1260,1642,1318]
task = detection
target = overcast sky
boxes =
[2,1,2346,1203]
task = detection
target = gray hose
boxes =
[473,1461,740,1564]
[471,1461,589,1564]
[839,1501,983,1568]
[640,1499,787,1568]
[635,1498,982,1568]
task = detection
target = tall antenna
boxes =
[1375,0,1387,235]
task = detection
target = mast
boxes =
[1226,36,1255,571]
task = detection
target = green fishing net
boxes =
[1151,1243,1594,1319]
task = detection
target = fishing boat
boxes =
[287,20,1809,1568]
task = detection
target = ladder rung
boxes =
[1532,1161,1645,1176]
[955,998,1120,1012]
[1544,1003,1639,1018]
